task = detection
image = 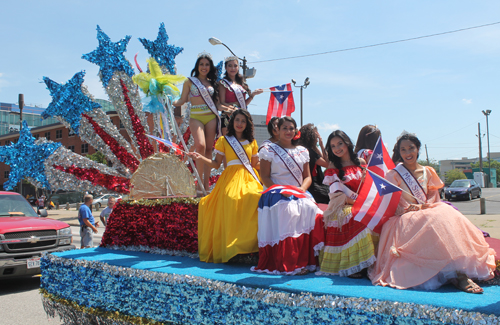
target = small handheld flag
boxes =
[146,134,185,155]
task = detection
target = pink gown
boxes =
[369,166,496,290]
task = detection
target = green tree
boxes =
[444,169,467,185]
[418,159,440,174]
[86,151,108,165]
[470,160,499,183]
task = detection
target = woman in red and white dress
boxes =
[251,116,324,275]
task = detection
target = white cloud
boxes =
[316,122,339,132]
[462,98,472,105]
[247,51,261,59]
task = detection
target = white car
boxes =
[93,194,121,208]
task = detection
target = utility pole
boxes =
[477,123,483,173]
[425,144,430,165]
[18,94,24,196]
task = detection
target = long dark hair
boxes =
[190,55,219,104]
[298,123,317,150]
[223,59,251,93]
[354,125,381,153]
[277,116,299,146]
[326,130,360,180]
[267,116,279,138]
[226,109,254,142]
[392,133,421,164]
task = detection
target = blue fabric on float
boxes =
[258,192,300,209]
[48,247,500,317]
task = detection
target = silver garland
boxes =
[104,71,151,158]
[42,253,500,324]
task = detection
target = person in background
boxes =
[354,124,381,162]
[299,123,329,204]
[78,194,99,248]
[99,196,116,227]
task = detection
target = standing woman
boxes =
[189,109,262,263]
[174,52,220,193]
[354,124,381,162]
[219,56,263,135]
[299,123,329,204]
[318,130,378,278]
[369,133,495,293]
[252,116,324,275]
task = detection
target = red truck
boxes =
[0,191,75,277]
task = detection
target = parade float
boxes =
[1,24,500,324]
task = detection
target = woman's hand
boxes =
[346,197,356,205]
[187,152,202,160]
[251,89,264,97]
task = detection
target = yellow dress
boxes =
[198,136,263,263]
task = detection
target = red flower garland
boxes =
[53,165,130,194]
[82,114,140,173]
[119,79,155,159]
[100,200,198,253]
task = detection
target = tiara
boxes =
[224,55,239,63]
[198,51,212,59]
[397,130,417,141]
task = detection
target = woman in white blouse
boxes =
[251,116,324,275]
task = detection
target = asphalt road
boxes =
[445,188,500,215]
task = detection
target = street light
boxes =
[291,78,310,127]
[208,37,256,80]
[482,110,492,187]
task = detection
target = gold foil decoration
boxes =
[129,152,195,199]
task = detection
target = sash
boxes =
[222,78,247,110]
[394,163,427,203]
[225,136,261,184]
[258,139,273,152]
[329,181,358,201]
[188,77,221,136]
[268,143,303,186]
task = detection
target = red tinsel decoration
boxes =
[119,79,155,159]
[100,201,198,253]
[53,165,130,194]
[82,114,140,173]
[183,127,191,145]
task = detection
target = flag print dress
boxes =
[318,165,379,276]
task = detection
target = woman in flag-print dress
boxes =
[251,116,324,275]
[369,132,495,293]
[317,130,379,278]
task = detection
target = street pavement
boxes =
[1,189,499,325]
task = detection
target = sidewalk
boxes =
[45,205,500,239]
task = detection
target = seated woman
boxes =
[299,123,329,204]
[189,109,262,263]
[318,130,379,278]
[252,116,324,275]
[354,124,381,162]
[259,116,280,151]
[369,132,496,293]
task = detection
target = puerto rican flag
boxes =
[366,136,395,176]
[266,83,295,123]
[262,184,310,199]
[146,134,183,156]
[352,136,400,233]
[352,170,402,233]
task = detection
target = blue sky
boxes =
[1,1,499,161]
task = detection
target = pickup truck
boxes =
[0,191,75,277]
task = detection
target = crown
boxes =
[397,130,417,141]
[224,55,239,63]
[197,51,212,59]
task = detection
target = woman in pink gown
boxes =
[369,132,496,293]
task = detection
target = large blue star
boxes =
[0,121,61,190]
[139,23,183,75]
[82,25,135,87]
[42,71,101,135]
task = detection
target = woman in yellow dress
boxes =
[188,109,262,263]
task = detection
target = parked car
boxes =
[444,179,481,201]
[0,191,75,278]
[93,194,121,208]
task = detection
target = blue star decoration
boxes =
[42,71,101,135]
[138,23,184,75]
[82,25,135,87]
[0,121,61,190]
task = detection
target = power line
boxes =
[249,21,500,64]
[423,119,482,143]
